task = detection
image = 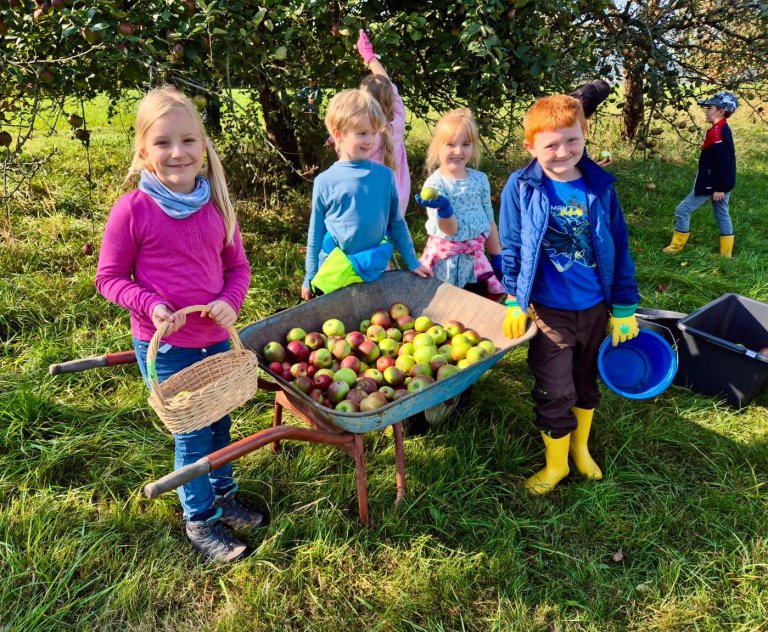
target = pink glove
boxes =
[356,29,376,64]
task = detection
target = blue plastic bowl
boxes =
[598,329,677,400]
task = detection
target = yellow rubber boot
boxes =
[525,433,570,495]
[719,235,734,258]
[662,231,690,254]
[568,407,603,480]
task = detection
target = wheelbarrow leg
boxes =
[392,422,406,508]
[352,434,370,526]
[272,398,283,454]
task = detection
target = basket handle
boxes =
[146,304,244,399]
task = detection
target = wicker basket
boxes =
[146,305,259,434]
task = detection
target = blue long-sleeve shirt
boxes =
[303,160,420,288]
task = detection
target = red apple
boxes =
[410,363,433,378]
[268,361,283,374]
[402,330,417,344]
[306,365,317,378]
[332,339,352,360]
[304,331,325,351]
[346,388,369,405]
[290,362,309,379]
[346,331,366,350]
[293,375,313,394]
[117,21,133,36]
[393,388,409,400]
[313,373,333,392]
[444,320,466,338]
[389,303,410,320]
[325,335,343,352]
[359,391,389,411]
[354,377,378,395]
[309,348,333,369]
[366,324,387,343]
[370,309,392,329]
[286,340,309,363]
[397,315,415,331]
[376,356,395,372]
[340,355,361,373]
[383,366,405,387]
[357,340,380,363]
[309,388,324,403]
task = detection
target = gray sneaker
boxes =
[185,508,247,563]
[214,489,268,531]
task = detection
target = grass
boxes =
[2,94,768,631]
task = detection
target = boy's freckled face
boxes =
[524,124,585,182]
[333,122,377,161]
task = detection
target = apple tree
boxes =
[580,0,768,140]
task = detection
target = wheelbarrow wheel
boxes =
[402,386,473,436]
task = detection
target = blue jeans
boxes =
[674,189,732,234]
[133,338,235,521]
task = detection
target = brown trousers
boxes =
[527,302,609,438]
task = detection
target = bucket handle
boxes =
[636,319,679,367]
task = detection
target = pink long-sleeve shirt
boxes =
[369,82,410,218]
[95,190,251,347]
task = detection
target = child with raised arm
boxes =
[499,95,640,495]
[662,91,738,258]
[414,108,504,299]
[356,29,411,218]
[96,87,265,563]
[301,89,430,300]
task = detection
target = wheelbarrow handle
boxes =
[144,457,212,499]
[49,350,137,375]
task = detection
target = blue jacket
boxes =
[694,120,735,195]
[499,157,639,314]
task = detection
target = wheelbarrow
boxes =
[54,271,535,524]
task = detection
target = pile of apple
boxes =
[261,303,497,413]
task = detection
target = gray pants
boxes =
[674,189,732,235]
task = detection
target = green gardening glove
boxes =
[610,305,639,347]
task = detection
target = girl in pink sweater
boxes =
[356,30,411,218]
[96,87,264,564]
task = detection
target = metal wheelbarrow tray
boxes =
[144,271,535,523]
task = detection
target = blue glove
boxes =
[490,254,503,279]
[414,193,454,219]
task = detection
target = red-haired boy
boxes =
[498,95,640,495]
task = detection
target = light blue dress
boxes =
[422,168,494,287]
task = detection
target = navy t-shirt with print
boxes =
[531,176,605,310]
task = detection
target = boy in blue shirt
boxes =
[302,89,430,299]
[499,94,640,495]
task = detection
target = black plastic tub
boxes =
[676,294,768,407]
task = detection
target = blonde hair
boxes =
[425,108,481,174]
[523,95,587,146]
[325,88,396,171]
[124,86,236,244]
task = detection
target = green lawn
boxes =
[2,95,768,631]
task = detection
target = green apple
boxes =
[420,186,439,200]
[398,342,416,357]
[379,338,400,358]
[444,320,466,338]
[322,318,345,337]
[426,325,447,345]
[285,327,307,342]
[465,346,489,364]
[412,333,435,348]
[599,150,612,160]
[333,368,358,387]
[410,363,433,378]
[451,341,472,362]
[414,315,433,333]
[395,354,416,374]
[478,339,496,355]
[413,345,438,365]
[451,334,470,347]
[436,364,460,380]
